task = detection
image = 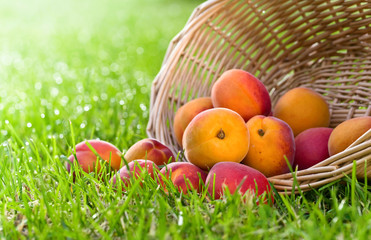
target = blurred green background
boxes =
[0,0,201,151]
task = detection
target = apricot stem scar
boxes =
[217,129,225,139]
[258,129,265,136]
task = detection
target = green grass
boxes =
[0,0,370,239]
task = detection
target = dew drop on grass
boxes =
[1,130,7,136]
[55,62,68,73]
[101,93,108,101]
[119,100,125,105]
[76,82,84,93]
[59,134,64,139]
[120,119,125,125]
[53,73,63,84]
[137,78,145,87]
[134,70,143,79]
[110,63,119,72]
[51,88,59,97]
[35,82,42,90]
[139,104,147,111]
[27,122,32,128]
[41,113,45,118]
[54,109,60,115]
[140,87,148,94]
[76,106,83,113]
[60,96,69,106]
[136,47,144,55]
[25,141,29,146]
[101,67,110,76]
[93,96,99,102]
[127,93,133,101]
[76,95,83,104]
[84,105,91,112]
[41,99,48,106]
[80,123,86,129]
[119,75,127,84]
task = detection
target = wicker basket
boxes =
[147,0,371,194]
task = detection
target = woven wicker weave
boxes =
[147,0,371,194]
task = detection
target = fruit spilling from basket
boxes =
[66,69,371,203]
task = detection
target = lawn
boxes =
[0,0,370,239]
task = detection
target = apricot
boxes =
[206,162,273,204]
[211,69,271,122]
[66,140,123,175]
[242,115,295,177]
[173,97,213,147]
[111,160,159,189]
[124,138,175,166]
[328,116,371,156]
[294,127,333,170]
[273,87,330,136]
[183,108,250,170]
[159,162,207,194]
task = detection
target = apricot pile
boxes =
[171,68,370,198]
[66,68,370,202]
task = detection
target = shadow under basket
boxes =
[147,0,371,194]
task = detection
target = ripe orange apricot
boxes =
[173,97,213,147]
[211,69,271,122]
[328,116,371,156]
[273,87,330,136]
[182,108,250,170]
[242,115,295,177]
